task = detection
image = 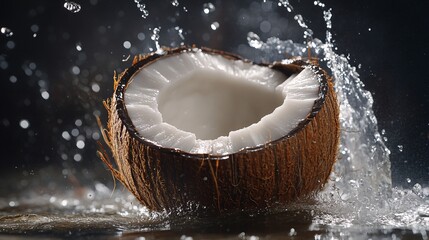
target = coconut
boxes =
[98,46,340,213]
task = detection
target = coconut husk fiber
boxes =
[98,46,340,213]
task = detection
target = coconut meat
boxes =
[125,51,320,155]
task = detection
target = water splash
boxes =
[175,26,185,43]
[134,0,149,18]
[63,1,81,13]
[277,0,293,12]
[151,27,164,54]
[247,32,263,49]
[242,0,428,229]
[248,35,428,229]
[293,14,313,39]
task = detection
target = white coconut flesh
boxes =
[125,51,320,155]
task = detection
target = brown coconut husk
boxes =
[98,46,340,213]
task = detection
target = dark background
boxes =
[0,0,428,191]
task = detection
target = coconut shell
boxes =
[98,46,340,213]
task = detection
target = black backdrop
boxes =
[0,0,428,188]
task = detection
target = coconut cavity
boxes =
[124,50,320,155]
[158,69,284,140]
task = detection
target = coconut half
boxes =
[99,46,340,212]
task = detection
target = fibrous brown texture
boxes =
[98,46,340,213]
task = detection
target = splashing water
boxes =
[175,26,185,45]
[247,32,263,49]
[237,0,428,229]
[134,0,149,18]
[63,1,81,13]
[277,0,293,12]
[150,27,164,54]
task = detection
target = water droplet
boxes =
[210,21,219,30]
[259,20,271,33]
[38,80,46,88]
[313,0,325,7]
[368,27,372,32]
[137,32,145,40]
[9,201,17,207]
[397,145,403,152]
[75,119,82,126]
[62,131,71,140]
[30,24,39,33]
[412,183,425,198]
[9,75,17,83]
[175,26,185,40]
[72,66,80,75]
[6,40,15,49]
[71,128,79,136]
[61,199,68,206]
[406,178,412,183]
[64,1,81,13]
[41,90,50,100]
[247,32,263,49]
[29,62,37,70]
[91,83,100,93]
[76,43,82,51]
[203,3,215,14]
[74,153,82,162]
[87,192,94,200]
[171,0,179,7]
[19,119,30,129]
[123,40,131,49]
[1,27,13,37]
[76,140,85,149]
[122,55,131,62]
[92,131,100,140]
[180,235,193,240]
